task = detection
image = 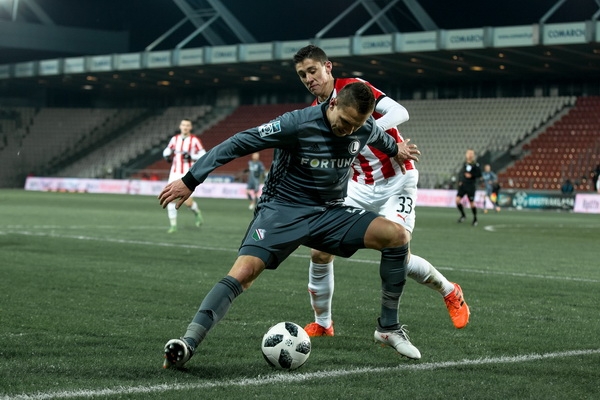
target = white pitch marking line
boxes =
[2,348,599,400]
[2,228,599,283]
[483,223,600,232]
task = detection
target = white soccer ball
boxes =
[261,321,311,370]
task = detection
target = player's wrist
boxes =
[182,171,200,191]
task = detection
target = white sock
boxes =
[407,254,455,297]
[307,261,334,328]
[167,203,178,227]
[190,201,199,214]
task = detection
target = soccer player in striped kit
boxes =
[293,46,470,355]
[162,119,206,233]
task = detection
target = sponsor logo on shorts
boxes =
[252,228,266,241]
[345,207,366,214]
[258,121,281,137]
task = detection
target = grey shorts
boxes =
[238,199,378,269]
[247,178,260,191]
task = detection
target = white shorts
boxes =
[168,172,186,184]
[344,169,418,233]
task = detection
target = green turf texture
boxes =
[0,189,598,399]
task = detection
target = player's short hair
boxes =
[336,82,375,116]
[293,45,328,64]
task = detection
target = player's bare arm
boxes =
[393,138,420,174]
[158,179,193,209]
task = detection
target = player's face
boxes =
[465,149,475,162]
[295,59,333,102]
[328,100,369,137]
[180,120,192,135]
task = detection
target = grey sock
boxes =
[183,276,243,348]
[378,244,409,328]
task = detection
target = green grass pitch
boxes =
[0,189,598,399]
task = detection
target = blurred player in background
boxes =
[482,164,501,213]
[245,152,265,210]
[591,164,600,193]
[456,148,482,226]
[293,45,470,350]
[162,118,206,233]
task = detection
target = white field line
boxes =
[2,348,599,400]
[2,228,598,284]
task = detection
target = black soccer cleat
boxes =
[163,338,194,369]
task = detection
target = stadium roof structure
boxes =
[1,0,600,96]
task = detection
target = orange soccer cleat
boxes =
[303,322,334,337]
[444,283,470,329]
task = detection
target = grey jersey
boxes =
[184,103,398,206]
[482,170,497,192]
[247,160,265,186]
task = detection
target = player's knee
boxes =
[365,218,409,249]
[391,224,411,247]
[311,249,334,264]
[229,256,265,290]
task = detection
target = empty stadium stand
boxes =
[497,96,600,192]
[2,97,598,192]
[395,96,576,188]
[55,105,225,179]
[0,107,118,187]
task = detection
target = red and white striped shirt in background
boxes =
[163,134,206,176]
[312,77,413,185]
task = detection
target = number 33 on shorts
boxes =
[389,195,414,227]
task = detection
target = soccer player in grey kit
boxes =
[245,152,265,210]
[159,82,421,368]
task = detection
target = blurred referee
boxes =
[456,148,482,226]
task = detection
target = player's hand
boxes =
[183,152,192,161]
[393,139,420,174]
[163,155,173,163]
[158,179,193,209]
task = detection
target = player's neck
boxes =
[318,79,335,103]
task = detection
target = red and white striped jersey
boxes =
[163,134,206,176]
[312,77,413,185]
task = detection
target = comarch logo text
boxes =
[450,34,483,43]
[547,28,585,38]
[362,40,392,48]
[300,158,353,168]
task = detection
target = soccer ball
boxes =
[261,321,311,370]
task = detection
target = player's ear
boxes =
[324,60,333,74]
[328,97,337,109]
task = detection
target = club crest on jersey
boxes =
[252,228,266,241]
[258,121,281,137]
[348,140,361,155]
